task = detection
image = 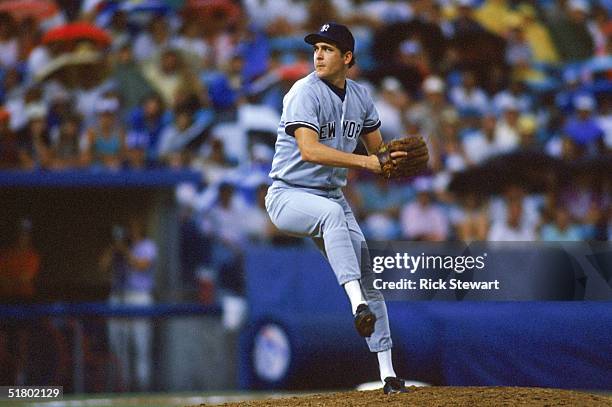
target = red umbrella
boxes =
[183,0,241,22]
[42,22,112,48]
[0,0,59,22]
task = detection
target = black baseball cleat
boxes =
[354,303,376,337]
[383,377,408,394]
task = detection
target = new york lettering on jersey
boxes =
[270,72,380,188]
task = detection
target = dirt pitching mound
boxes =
[193,386,612,407]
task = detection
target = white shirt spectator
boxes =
[242,0,308,29]
[360,1,414,23]
[487,220,536,241]
[492,92,531,115]
[0,38,18,69]
[171,36,210,68]
[133,34,170,63]
[494,118,520,153]
[489,195,542,229]
[206,196,249,245]
[596,110,612,149]
[400,197,449,241]
[462,130,499,164]
[376,97,406,140]
[449,86,489,115]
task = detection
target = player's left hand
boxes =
[376,136,429,179]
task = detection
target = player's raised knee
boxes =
[321,203,345,226]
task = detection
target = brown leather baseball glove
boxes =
[376,136,429,179]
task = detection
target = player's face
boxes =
[312,42,349,84]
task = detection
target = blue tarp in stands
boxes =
[242,244,612,390]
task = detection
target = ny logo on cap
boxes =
[320,24,330,32]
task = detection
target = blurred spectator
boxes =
[133,15,172,63]
[504,24,533,68]
[246,0,307,35]
[492,80,532,115]
[494,98,521,153]
[357,0,413,25]
[375,39,427,96]
[6,86,45,133]
[554,69,584,115]
[540,207,584,241]
[375,77,409,141]
[0,219,40,302]
[355,177,414,240]
[455,193,489,241]
[143,48,203,109]
[100,217,157,392]
[171,18,211,71]
[244,183,277,242]
[473,0,520,37]
[517,3,560,64]
[0,13,19,69]
[451,0,487,36]
[559,173,603,232]
[407,75,457,141]
[193,138,237,186]
[400,178,449,241]
[0,219,40,386]
[398,38,431,79]
[462,113,500,165]
[157,107,210,168]
[548,0,594,62]
[126,93,172,168]
[200,183,246,301]
[488,198,537,241]
[49,114,83,169]
[410,78,454,172]
[82,98,126,170]
[17,17,42,67]
[207,52,246,115]
[489,184,542,228]
[517,114,540,150]
[562,95,605,158]
[111,42,154,113]
[588,4,612,57]
[0,108,21,169]
[597,97,612,149]
[449,71,489,116]
[0,67,24,106]
[105,9,130,48]
[438,111,468,173]
[18,104,52,170]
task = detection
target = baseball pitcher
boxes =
[265,22,428,394]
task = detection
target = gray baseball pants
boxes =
[265,180,392,352]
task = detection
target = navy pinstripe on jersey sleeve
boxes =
[362,119,381,134]
[285,121,320,136]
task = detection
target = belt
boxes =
[272,178,339,192]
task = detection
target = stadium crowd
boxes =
[0,0,611,273]
[0,0,611,391]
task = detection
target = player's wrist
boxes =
[367,154,381,173]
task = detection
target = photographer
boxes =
[99,218,157,392]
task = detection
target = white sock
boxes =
[343,280,366,314]
[377,349,397,383]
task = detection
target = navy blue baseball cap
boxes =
[304,22,355,53]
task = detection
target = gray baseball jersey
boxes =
[269,72,381,188]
